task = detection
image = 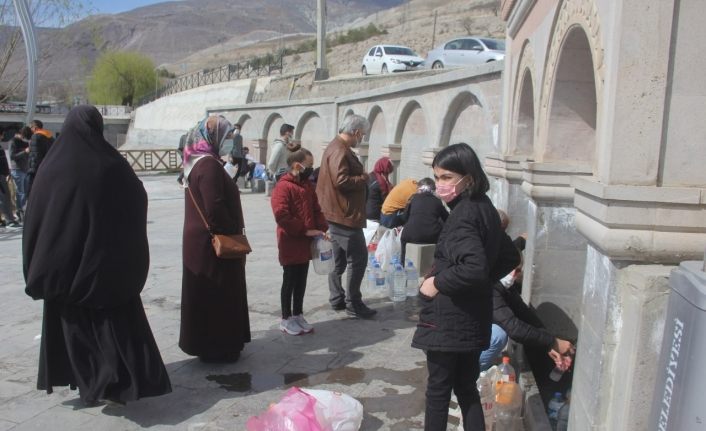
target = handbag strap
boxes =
[187,187,214,237]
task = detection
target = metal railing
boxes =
[120,149,181,172]
[138,55,284,106]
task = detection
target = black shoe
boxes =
[345,304,377,319]
[6,221,21,229]
[331,302,346,311]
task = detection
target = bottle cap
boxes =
[502,356,510,364]
[554,392,562,398]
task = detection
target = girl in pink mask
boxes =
[411,143,520,431]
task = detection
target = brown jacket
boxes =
[316,136,368,228]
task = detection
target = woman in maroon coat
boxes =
[271,148,328,335]
[180,115,251,361]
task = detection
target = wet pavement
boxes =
[0,174,445,430]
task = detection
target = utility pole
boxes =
[314,0,329,81]
[12,0,38,123]
[431,10,438,50]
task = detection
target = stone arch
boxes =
[544,25,598,163]
[510,40,537,156]
[394,99,429,181]
[514,68,535,156]
[235,113,251,130]
[538,0,604,166]
[262,112,283,142]
[366,105,386,170]
[438,91,492,161]
[295,111,327,162]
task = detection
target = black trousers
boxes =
[425,350,484,431]
[281,263,309,319]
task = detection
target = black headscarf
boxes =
[23,105,149,308]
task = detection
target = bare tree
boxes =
[0,0,89,103]
[462,17,474,36]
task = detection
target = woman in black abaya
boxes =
[22,105,171,405]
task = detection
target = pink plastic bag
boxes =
[246,387,325,431]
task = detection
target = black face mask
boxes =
[299,167,314,180]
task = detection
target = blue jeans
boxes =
[10,169,28,211]
[479,324,508,371]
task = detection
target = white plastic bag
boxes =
[363,219,380,246]
[374,229,400,270]
[300,388,363,431]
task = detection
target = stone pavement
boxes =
[0,173,451,431]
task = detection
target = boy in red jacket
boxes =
[271,149,328,335]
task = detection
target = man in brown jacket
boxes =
[316,114,376,318]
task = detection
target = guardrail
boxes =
[138,56,284,106]
[120,149,181,172]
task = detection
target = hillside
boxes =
[3,0,405,101]
[162,0,504,78]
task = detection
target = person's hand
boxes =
[419,276,438,298]
[322,231,331,241]
[25,147,30,153]
[548,349,563,368]
[361,172,369,181]
[552,338,575,356]
[520,232,528,240]
[305,229,324,237]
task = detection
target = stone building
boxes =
[492,0,706,429]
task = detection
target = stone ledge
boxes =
[575,212,706,262]
[521,182,575,203]
[572,176,704,204]
[485,154,530,182]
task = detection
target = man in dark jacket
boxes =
[479,266,575,370]
[27,120,54,196]
[316,114,376,318]
[9,127,31,218]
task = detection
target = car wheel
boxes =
[382,64,388,74]
[432,61,444,70]
[486,59,496,63]
[362,66,368,76]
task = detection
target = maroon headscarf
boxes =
[371,157,394,195]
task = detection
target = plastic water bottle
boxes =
[373,263,386,291]
[311,236,334,275]
[494,381,522,431]
[557,393,570,431]
[366,258,376,291]
[549,365,565,382]
[405,259,419,297]
[477,371,495,431]
[547,392,564,424]
[497,356,517,386]
[392,264,407,302]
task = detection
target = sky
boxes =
[89,0,168,15]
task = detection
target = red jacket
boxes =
[271,172,328,265]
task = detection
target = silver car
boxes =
[425,37,505,69]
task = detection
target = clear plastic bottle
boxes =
[494,381,522,431]
[405,259,419,297]
[547,392,564,424]
[549,365,565,382]
[311,236,334,275]
[373,263,386,291]
[392,264,407,302]
[497,356,517,385]
[476,371,495,431]
[366,257,377,291]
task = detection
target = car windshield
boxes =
[383,46,416,56]
[481,39,505,51]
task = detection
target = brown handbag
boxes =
[187,187,252,258]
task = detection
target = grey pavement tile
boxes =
[8,405,95,431]
[0,419,17,431]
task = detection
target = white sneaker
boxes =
[293,315,313,333]
[279,317,303,335]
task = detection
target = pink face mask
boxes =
[436,176,467,203]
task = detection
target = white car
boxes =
[425,37,505,69]
[361,45,425,75]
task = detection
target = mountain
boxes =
[3,0,405,100]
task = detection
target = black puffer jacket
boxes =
[365,177,386,220]
[492,281,554,348]
[28,131,53,174]
[411,193,520,352]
